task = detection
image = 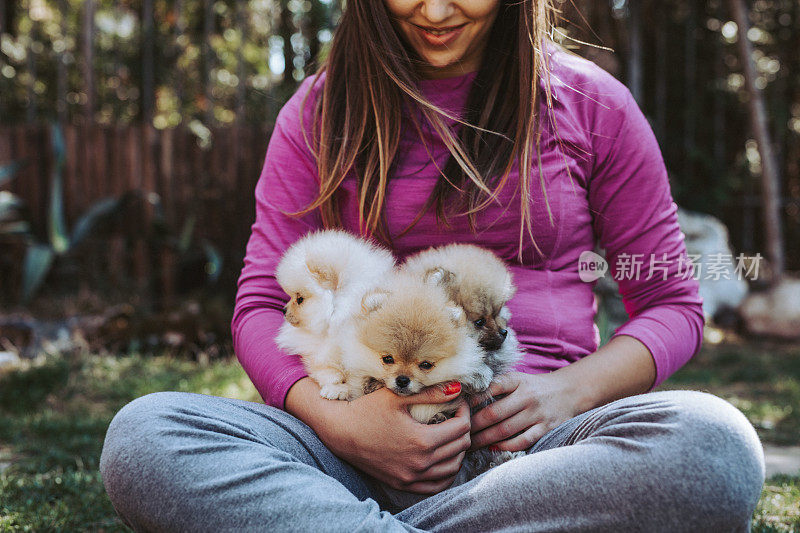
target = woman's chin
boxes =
[418,55,470,77]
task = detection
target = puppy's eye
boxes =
[418,361,433,370]
[382,355,394,364]
[474,318,486,328]
[296,296,305,304]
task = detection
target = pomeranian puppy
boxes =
[402,244,526,486]
[275,230,395,400]
[340,271,493,422]
[401,243,522,377]
[339,272,495,511]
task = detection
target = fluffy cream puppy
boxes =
[275,230,395,400]
[340,271,493,422]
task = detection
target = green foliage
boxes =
[154,211,225,287]
[0,351,259,531]
[0,161,27,188]
[0,160,28,235]
[16,124,127,303]
[0,359,70,414]
[0,186,30,237]
[0,0,341,126]
[21,244,56,304]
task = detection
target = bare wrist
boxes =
[285,377,349,452]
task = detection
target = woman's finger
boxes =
[470,409,535,450]
[470,390,528,433]
[487,373,520,397]
[416,450,466,482]
[430,431,471,465]
[401,476,458,495]
[401,381,463,406]
[467,373,521,410]
[492,424,550,453]
[421,400,471,449]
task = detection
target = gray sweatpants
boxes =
[100,390,765,532]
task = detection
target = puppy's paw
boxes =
[428,412,449,425]
[319,383,350,400]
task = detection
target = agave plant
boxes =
[0,182,31,237]
[0,159,28,231]
[5,124,222,304]
[19,124,126,303]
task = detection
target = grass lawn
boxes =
[0,339,798,531]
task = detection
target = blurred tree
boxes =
[729,0,785,278]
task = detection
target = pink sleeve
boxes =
[232,76,323,408]
[588,86,705,388]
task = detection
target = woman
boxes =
[101,1,765,531]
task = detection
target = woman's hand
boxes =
[286,377,471,494]
[469,336,658,452]
[469,371,581,452]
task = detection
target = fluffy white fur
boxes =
[275,230,395,400]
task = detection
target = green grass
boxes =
[0,352,259,532]
[0,341,798,531]
[661,339,800,446]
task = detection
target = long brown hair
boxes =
[297,0,556,258]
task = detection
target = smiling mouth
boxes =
[413,22,467,35]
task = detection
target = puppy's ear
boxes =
[423,267,455,288]
[306,259,339,291]
[446,305,466,326]
[361,290,389,314]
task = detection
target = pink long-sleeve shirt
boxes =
[232,47,705,409]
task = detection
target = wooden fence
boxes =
[0,122,274,304]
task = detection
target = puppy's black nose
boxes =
[499,328,508,338]
[281,306,287,315]
[395,376,410,388]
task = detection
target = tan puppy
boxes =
[402,244,526,484]
[401,243,522,377]
[340,272,493,422]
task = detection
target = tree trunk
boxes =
[683,0,697,181]
[236,2,247,125]
[626,0,643,104]
[83,0,95,122]
[142,0,154,125]
[203,0,214,125]
[280,0,296,93]
[57,0,68,124]
[173,0,185,122]
[728,0,785,278]
[26,19,36,123]
[301,1,323,76]
[655,0,668,144]
[713,25,726,173]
